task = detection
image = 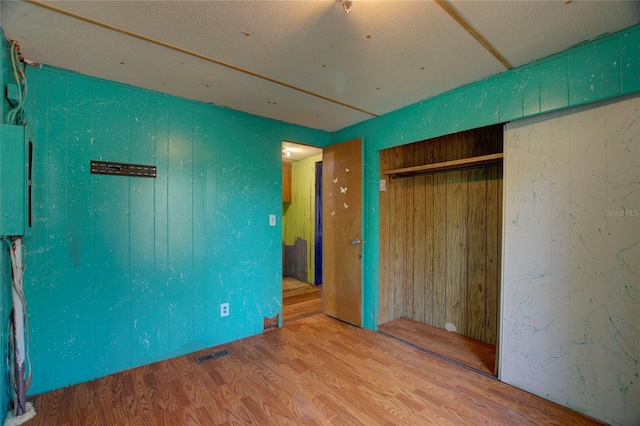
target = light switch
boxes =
[269,214,276,226]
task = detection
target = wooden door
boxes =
[322,138,362,326]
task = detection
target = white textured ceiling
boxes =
[2,0,639,132]
[282,140,323,161]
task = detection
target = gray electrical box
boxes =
[0,124,26,236]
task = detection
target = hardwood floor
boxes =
[27,315,601,425]
[378,317,496,377]
[282,277,322,324]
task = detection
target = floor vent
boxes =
[194,349,230,364]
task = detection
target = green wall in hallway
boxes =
[282,154,322,284]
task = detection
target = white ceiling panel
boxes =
[452,0,640,68]
[1,0,638,132]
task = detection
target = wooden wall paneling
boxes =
[485,125,502,345]
[431,137,448,330]
[411,143,427,322]
[391,147,407,320]
[445,133,469,335]
[386,148,396,322]
[282,162,292,203]
[496,166,502,342]
[378,149,391,324]
[404,146,417,318]
[378,125,503,340]
[466,131,488,341]
[488,125,503,345]
[283,238,308,282]
[423,142,436,325]
[485,164,501,345]
[387,148,397,322]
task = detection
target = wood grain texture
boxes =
[283,278,322,324]
[378,125,503,344]
[378,149,391,324]
[28,315,601,425]
[485,126,502,346]
[383,153,503,178]
[379,317,496,376]
[422,141,435,325]
[392,147,406,319]
[412,143,427,322]
[282,161,292,202]
[445,133,468,335]
[467,132,488,342]
[283,237,308,282]
[432,137,448,331]
[322,138,362,326]
[404,146,415,318]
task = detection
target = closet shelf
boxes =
[383,153,503,180]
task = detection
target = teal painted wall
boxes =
[1,20,638,405]
[0,30,15,416]
[21,65,328,395]
[331,24,640,330]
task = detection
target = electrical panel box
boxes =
[0,124,26,236]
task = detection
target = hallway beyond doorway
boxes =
[283,277,322,324]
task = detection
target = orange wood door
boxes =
[322,138,362,326]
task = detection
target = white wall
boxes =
[501,94,639,426]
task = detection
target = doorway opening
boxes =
[281,141,324,324]
[377,125,503,377]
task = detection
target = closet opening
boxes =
[377,124,503,377]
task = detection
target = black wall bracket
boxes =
[90,160,156,178]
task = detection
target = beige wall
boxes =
[502,94,640,425]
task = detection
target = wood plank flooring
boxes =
[27,315,601,425]
[378,317,496,376]
[282,277,322,324]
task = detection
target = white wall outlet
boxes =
[269,214,276,226]
[220,302,229,317]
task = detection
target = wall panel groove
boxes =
[20,65,328,395]
[378,125,503,344]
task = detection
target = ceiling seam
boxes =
[26,0,379,118]
[435,0,514,70]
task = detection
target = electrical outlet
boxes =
[220,302,229,317]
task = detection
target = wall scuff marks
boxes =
[20,65,328,396]
[502,94,639,426]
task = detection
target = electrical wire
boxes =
[6,40,28,126]
[15,240,31,390]
[7,41,21,124]
[15,241,31,394]
[3,40,33,413]
[6,238,32,413]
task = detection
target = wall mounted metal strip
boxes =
[90,160,156,178]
